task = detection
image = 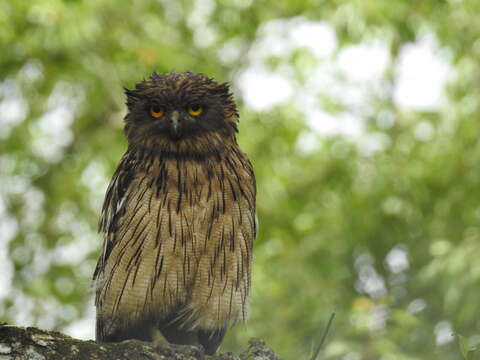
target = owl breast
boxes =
[95,152,256,338]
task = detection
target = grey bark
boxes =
[0,323,279,360]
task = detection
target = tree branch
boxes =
[0,323,279,360]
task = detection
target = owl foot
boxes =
[151,328,169,347]
[150,328,204,357]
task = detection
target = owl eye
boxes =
[150,105,165,118]
[187,104,203,116]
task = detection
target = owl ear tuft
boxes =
[124,87,141,106]
[219,82,231,93]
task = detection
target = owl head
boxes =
[123,72,239,155]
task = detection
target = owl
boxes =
[93,72,256,355]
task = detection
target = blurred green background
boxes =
[1,0,480,359]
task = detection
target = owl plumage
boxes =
[93,72,256,355]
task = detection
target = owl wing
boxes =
[93,153,135,281]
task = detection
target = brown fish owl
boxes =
[93,72,256,355]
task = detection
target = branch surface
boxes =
[0,323,279,360]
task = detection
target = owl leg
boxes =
[152,326,210,359]
[158,322,199,347]
[198,328,226,355]
[156,323,224,355]
[150,328,169,347]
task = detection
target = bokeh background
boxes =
[1,1,480,359]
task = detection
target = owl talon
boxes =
[151,328,170,348]
[151,328,204,355]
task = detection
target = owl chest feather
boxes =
[96,150,256,330]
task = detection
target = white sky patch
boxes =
[435,321,454,345]
[236,16,338,100]
[307,110,363,137]
[357,132,391,157]
[355,264,387,298]
[0,79,28,139]
[394,36,452,110]
[10,289,36,327]
[354,253,387,298]
[218,38,247,65]
[237,66,293,111]
[408,298,427,313]
[20,60,44,83]
[30,82,83,163]
[236,18,452,142]
[385,245,410,273]
[53,236,96,267]
[53,204,98,266]
[0,156,27,300]
[337,42,390,82]
[289,20,337,58]
[188,0,217,48]
[368,304,389,333]
[296,132,320,154]
[253,18,337,59]
[21,186,45,230]
[81,160,110,212]
[254,19,297,58]
[0,213,16,299]
[414,121,435,141]
[236,18,370,137]
[31,106,74,163]
[64,301,96,340]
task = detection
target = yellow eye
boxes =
[150,105,165,118]
[187,104,203,116]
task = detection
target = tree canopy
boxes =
[1,0,480,359]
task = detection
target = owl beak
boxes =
[169,110,181,139]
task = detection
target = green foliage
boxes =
[457,334,477,360]
[1,0,480,359]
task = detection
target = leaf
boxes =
[457,334,476,360]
